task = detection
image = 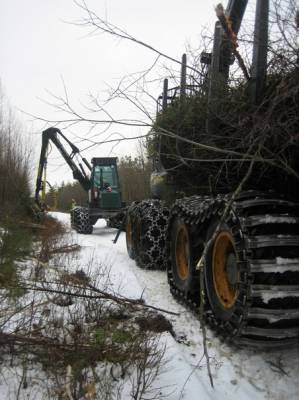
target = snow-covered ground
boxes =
[53,212,299,400]
[1,212,298,399]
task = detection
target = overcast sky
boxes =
[0,1,222,185]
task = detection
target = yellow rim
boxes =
[175,224,189,280]
[212,231,238,309]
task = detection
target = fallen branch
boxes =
[7,283,180,316]
[19,221,47,230]
[266,358,289,377]
[50,244,81,255]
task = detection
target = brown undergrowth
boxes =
[0,214,170,399]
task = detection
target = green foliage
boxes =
[37,316,138,384]
[94,327,106,345]
[94,320,133,346]
[0,221,32,297]
[150,94,209,164]
[45,182,87,211]
[155,95,208,138]
[149,62,299,198]
[0,90,34,296]
[112,328,132,344]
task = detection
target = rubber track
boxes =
[167,192,299,347]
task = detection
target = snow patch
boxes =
[261,290,299,304]
[262,215,298,224]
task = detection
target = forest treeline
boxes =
[45,155,152,211]
[0,90,32,219]
[0,83,152,215]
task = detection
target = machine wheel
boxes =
[71,207,93,234]
[169,217,200,294]
[125,202,139,259]
[205,221,240,321]
[134,200,169,270]
[168,193,299,346]
[70,207,79,229]
[126,213,135,259]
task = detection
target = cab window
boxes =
[94,165,117,188]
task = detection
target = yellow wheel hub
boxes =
[212,231,239,309]
[126,218,133,248]
[175,224,189,280]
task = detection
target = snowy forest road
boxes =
[55,212,299,400]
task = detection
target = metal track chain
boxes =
[71,207,93,234]
[131,200,170,270]
[167,192,299,347]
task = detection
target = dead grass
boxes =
[36,215,69,262]
[0,214,169,399]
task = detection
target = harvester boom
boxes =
[35,127,91,209]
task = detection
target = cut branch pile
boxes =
[154,68,299,198]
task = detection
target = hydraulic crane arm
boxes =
[206,0,248,134]
[35,127,91,209]
[208,0,269,107]
[225,0,248,36]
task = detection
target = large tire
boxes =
[71,207,93,234]
[133,200,169,270]
[70,207,80,229]
[168,194,299,345]
[125,202,140,259]
[169,217,201,295]
[204,220,240,322]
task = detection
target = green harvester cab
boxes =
[90,157,122,210]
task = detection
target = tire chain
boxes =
[71,207,93,234]
[128,199,170,270]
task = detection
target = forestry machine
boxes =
[35,127,125,233]
[125,0,299,347]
